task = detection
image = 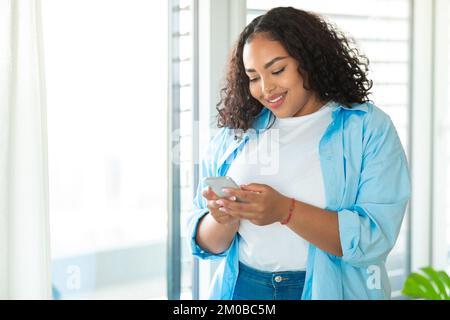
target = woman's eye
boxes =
[248,68,285,82]
[272,67,285,75]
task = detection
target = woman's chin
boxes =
[272,109,291,119]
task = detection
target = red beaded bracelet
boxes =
[281,198,296,225]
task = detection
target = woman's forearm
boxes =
[195,213,240,255]
[283,199,343,257]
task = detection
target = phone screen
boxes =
[203,176,242,200]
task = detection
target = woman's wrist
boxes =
[280,196,296,225]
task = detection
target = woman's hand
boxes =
[215,183,290,226]
[202,186,240,225]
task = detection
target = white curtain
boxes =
[0,0,51,299]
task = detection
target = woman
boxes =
[188,7,411,300]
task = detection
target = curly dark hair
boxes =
[216,6,373,132]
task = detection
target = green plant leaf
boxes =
[402,267,450,300]
[438,271,450,289]
[421,267,449,299]
[402,271,440,299]
[402,274,428,299]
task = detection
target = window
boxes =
[169,0,198,299]
[447,2,450,272]
[247,0,411,298]
[42,0,168,299]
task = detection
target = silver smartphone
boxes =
[202,176,244,202]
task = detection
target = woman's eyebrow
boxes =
[245,56,288,73]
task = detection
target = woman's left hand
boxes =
[215,183,290,226]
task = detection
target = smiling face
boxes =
[243,33,324,118]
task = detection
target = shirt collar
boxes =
[251,101,369,131]
[252,107,273,131]
[331,102,369,119]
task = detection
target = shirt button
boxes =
[274,276,282,283]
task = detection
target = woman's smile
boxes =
[264,92,287,109]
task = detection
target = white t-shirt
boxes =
[226,101,334,272]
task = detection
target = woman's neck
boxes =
[292,94,326,118]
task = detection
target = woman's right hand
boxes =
[202,186,240,225]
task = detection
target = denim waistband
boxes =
[238,262,306,287]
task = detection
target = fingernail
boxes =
[222,188,230,194]
[230,196,237,201]
[219,207,227,212]
[216,200,224,205]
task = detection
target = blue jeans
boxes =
[232,262,306,300]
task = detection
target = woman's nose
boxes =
[261,78,276,96]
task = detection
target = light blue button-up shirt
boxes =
[188,102,411,300]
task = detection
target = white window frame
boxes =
[410,0,448,272]
[431,0,448,270]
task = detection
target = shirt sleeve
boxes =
[186,128,233,260]
[338,111,412,268]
